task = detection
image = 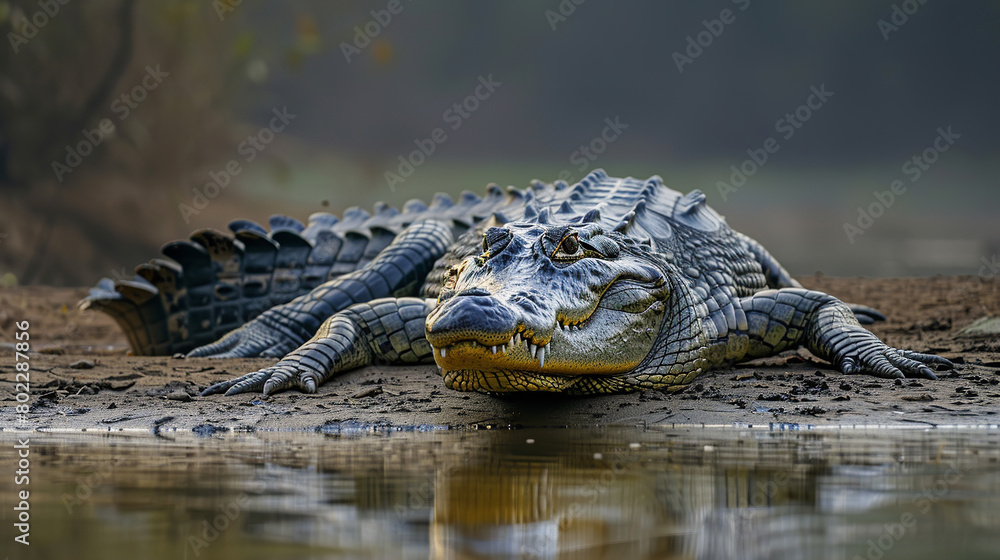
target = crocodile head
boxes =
[424,220,671,393]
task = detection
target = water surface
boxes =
[2,427,998,559]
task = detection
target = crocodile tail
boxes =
[79,184,517,356]
[78,210,389,356]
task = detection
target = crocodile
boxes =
[80,170,952,396]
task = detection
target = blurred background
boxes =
[0,0,997,286]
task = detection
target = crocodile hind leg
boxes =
[201,298,435,396]
[725,288,952,379]
[187,220,452,358]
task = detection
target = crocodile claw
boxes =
[200,359,324,396]
[837,338,952,380]
[201,369,272,396]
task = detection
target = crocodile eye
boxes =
[443,267,458,290]
[443,260,470,290]
[553,234,582,260]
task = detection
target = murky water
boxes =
[2,427,999,559]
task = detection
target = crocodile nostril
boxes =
[425,294,518,347]
[458,288,491,297]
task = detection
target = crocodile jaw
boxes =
[429,301,665,378]
[425,276,669,392]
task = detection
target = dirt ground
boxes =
[1,275,998,433]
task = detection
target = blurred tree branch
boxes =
[66,0,135,144]
[0,0,243,187]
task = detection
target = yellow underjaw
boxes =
[431,314,595,372]
[430,305,658,377]
[429,280,669,378]
[432,334,545,371]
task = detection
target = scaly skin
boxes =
[82,170,953,396]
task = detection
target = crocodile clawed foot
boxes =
[262,364,322,395]
[200,368,274,396]
[200,360,324,396]
[838,341,953,381]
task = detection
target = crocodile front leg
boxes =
[729,288,952,379]
[201,297,436,396]
[187,220,452,358]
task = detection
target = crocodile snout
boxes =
[425,293,518,348]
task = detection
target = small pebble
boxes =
[165,390,192,402]
[70,360,95,369]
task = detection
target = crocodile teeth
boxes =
[491,345,498,354]
[538,346,545,368]
[440,347,446,358]
[529,343,538,359]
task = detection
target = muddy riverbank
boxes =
[1,276,997,432]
